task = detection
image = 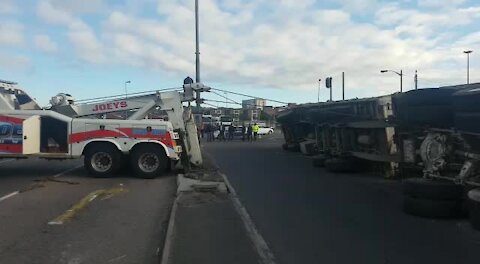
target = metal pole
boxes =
[329,81,332,102]
[467,53,470,84]
[317,79,321,103]
[342,72,345,100]
[195,0,200,83]
[400,70,403,92]
[414,70,418,90]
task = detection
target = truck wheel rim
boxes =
[91,152,112,172]
[138,153,159,173]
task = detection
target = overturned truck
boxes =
[277,83,480,229]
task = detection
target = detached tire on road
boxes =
[468,189,480,230]
[402,178,464,200]
[325,158,362,173]
[84,143,122,178]
[130,144,168,179]
[403,196,461,218]
[312,155,327,168]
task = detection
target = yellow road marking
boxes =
[48,186,128,225]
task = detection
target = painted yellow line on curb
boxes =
[48,185,128,225]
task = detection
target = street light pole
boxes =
[124,80,131,99]
[400,69,403,92]
[464,50,473,84]
[381,69,403,92]
[317,78,321,103]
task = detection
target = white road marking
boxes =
[220,172,277,264]
[0,159,14,165]
[0,191,19,203]
[0,164,83,203]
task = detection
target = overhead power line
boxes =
[211,88,288,105]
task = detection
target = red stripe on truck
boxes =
[69,129,175,148]
[0,116,24,124]
[0,144,22,153]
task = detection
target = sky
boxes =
[0,0,479,107]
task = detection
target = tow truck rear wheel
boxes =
[84,143,121,178]
[130,145,168,179]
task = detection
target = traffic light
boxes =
[325,77,332,88]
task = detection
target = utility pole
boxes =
[194,0,201,109]
[414,70,418,90]
[464,50,473,84]
[342,72,345,100]
[400,69,403,92]
[317,78,321,103]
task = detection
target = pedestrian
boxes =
[220,125,226,141]
[228,125,235,141]
[241,125,246,141]
[205,124,212,142]
[247,124,253,142]
[252,123,260,141]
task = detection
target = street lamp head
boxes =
[380,70,388,73]
[125,80,131,84]
[464,50,473,54]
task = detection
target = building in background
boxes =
[242,98,266,110]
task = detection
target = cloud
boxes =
[0,52,32,72]
[418,0,465,8]
[34,34,58,53]
[0,0,20,14]
[37,0,106,63]
[30,0,480,99]
[0,21,24,46]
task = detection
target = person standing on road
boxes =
[220,125,226,142]
[228,125,235,141]
[241,125,246,141]
[247,124,253,142]
[252,123,260,141]
[205,124,212,142]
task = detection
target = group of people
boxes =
[201,123,260,142]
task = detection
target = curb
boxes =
[160,192,180,264]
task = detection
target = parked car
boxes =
[258,126,274,135]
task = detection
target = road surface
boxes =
[203,133,480,264]
[0,158,176,264]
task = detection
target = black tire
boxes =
[402,178,464,200]
[403,195,462,218]
[453,87,480,113]
[393,88,455,106]
[312,155,327,168]
[393,88,456,128]
[454,112,480,134]
[325,158,362,173]
[130,144,168,179]
[84,143,121,178]
[468,189,480,230]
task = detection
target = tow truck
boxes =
[0,79,209,178]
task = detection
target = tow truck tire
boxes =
[403,196,461,218]
[468,189,480,230]
[130,145,168,179]
[402,178,463,200]
[312,155,327,168]
[84,144,121,178]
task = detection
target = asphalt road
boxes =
[0,158,176,264]
[203,132,480,264]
